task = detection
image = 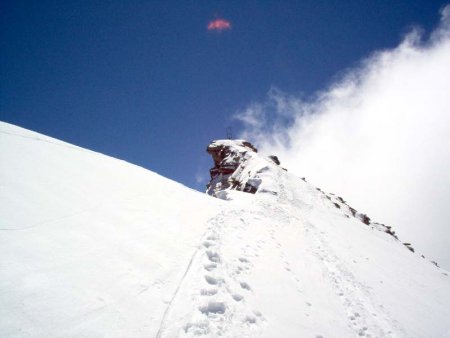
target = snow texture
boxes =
[1,123,450,337]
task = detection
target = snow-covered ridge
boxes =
[205,139,411,252]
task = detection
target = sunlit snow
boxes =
[1,122,449,337]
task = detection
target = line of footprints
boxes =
[183,225,264,336]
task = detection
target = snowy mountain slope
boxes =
[0,122,223,337]
[159,140,450,338]
[1,123,450,338]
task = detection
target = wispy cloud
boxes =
[207,18,231,32]
[234,5,450,268]
[195,171,207,185]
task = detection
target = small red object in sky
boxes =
[207,19,231,31]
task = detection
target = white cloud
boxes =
[195,171,207,185]
[234,5,450,269]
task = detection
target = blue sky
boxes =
[0,0,446,190]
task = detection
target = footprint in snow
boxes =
[238,257,251,266]
[240,281,251,291]
[232,293,244,302]
[198,301,226,315]
[206,250,220,263]
[200,288,218,296]
[205,275,223,285]
[244,315,257,324]
[204,263,217,271]
[183,321,210,335]
[202,241,215,248]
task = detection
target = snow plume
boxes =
[234,5,450,269]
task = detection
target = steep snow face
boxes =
[1,127,450,338]
[0,122,223,337]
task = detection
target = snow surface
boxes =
[1,122,450,337]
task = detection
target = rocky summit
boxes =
[206,139,281,197]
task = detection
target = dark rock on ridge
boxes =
[206,140,259,197]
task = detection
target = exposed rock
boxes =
[206,140,260,197]
[403,243,415,253]
[206,139,281,197]
[268,155,280,165]
[318,189,403,242]
[357,213,371,225]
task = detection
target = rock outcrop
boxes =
[206,140,258,196]
[206,140,281,197]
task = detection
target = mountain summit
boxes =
[206,139,402,244]
[206,139,279,197]
[1,123,450,337]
